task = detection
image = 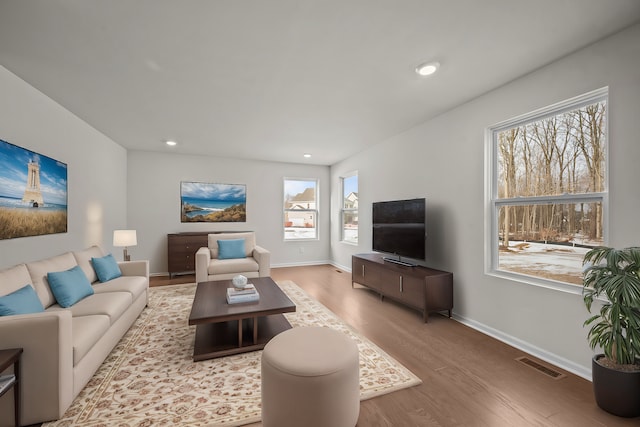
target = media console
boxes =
[352,253,453,323]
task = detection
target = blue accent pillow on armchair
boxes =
[218,239,246,260]
[91,253,122,282]
[0,284,45,316]
[47,265,95,308]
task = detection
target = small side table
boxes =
[0,348,22,427]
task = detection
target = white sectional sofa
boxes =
[0,245,149,426]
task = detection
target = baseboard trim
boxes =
[150,272,170,277]
[453,313,591,381]
[330,261,351,272]
[151,261,338,277]
[271,260,332,268]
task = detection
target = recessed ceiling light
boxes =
[165,140,177,146]
[415,61,440,77]
[303,153,312,158]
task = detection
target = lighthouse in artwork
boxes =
[22,160,44,206]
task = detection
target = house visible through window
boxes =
[284,178,318,240]
[341,173,358,244]
[487,88,607,288]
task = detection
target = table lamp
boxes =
[113,229,137,261]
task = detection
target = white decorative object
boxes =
[232,274,248,289]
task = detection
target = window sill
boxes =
[487,269,583,296]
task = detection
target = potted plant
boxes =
[582,246,640,417]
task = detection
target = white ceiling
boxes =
[1,1,639,165]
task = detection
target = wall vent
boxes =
[515,356,566,380]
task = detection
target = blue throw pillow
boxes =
[91,254,122,282]
[218,239,246,260]
[47,265,95,308]
[0,284,45,316]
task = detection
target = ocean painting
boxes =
[0,139,68,239]
[181,181,246,222]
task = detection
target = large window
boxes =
[341,173,358,244]
[284,178,318,240]
[487,88,607,289]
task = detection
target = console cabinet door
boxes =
[367,262,402,300]
[398,274,425,310]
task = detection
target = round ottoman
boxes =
[261,326,360,427]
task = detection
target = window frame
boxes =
[485,87,609,293]
[283,177,319,241]
[340,172,358,244]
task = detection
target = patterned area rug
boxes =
[43,280,421,427]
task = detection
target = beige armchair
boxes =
[195,232,270,283]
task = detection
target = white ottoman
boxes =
[261,326,360,427]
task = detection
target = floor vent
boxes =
[516,357,566,380]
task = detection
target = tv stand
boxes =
[382,257,416,267]
[352,253,453,322]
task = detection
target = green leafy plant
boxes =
[583,246,640,367]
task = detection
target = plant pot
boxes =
[592,354,640,417]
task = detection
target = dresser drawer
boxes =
[167,233,209,276]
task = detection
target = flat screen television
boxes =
[372,198,426,266]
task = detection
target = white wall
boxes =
[0,66,128,269]
[127,150,330,274]
[330,24,640,378]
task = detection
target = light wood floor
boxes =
[151,266,638,426]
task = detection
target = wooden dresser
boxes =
[167,232,211,278]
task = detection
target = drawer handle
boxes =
[400,275,403,292]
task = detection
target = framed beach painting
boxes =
[0,139,68,240]
[180,181,246,223]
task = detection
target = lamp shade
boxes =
[113,230,137,247]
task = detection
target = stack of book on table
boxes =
[226,284,259,304]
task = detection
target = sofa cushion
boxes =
[47,291,132,325]
[208,257,259,275]
[0,263,32,297]
[0,284,45,316]
[218,238,246,260]
[91,254,122,282]
[72,245,105,283]
[47,266,95,308]
[72,314,110,365]
[26,252,78,308]
[209,232,256,259]
[92,276,148,301]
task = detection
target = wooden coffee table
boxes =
[188,277,296,361]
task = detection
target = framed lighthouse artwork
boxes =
[0,139,68,240]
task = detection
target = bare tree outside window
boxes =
[489,89,607,286]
